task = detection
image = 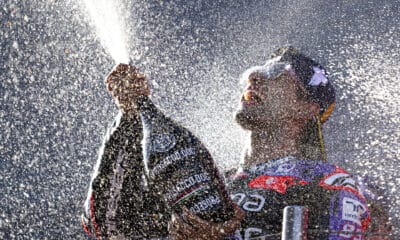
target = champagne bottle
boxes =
[137,96,234,222]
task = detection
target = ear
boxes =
[298,101,320,120]
[308,102,320,117]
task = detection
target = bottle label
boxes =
[189,195,221,214]
[140,99,232,221]
[165,172,211,203]
[151,147,196,176]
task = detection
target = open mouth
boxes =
[242,90,263,105]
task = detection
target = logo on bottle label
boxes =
[151,133,176,152]
[190,195,221,214]
[152,147,196,176]
[165,172,211,203]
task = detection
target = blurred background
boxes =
[1,0,399,238]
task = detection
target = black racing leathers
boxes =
[225,157,371,240]
[81,112,169,239]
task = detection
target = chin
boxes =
[235,109,262,130]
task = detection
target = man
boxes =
[82,47,387,239]
[171,48,392,240]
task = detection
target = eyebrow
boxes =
[249,71,288,82]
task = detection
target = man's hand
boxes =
[366,201,392,240]
[168,204,245,240]
[105,63,150,114]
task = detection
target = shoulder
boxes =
[318,163,363,196]
[251,158,338,182]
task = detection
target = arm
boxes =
[354,175,392,240]
[81,113,147,238]
[81,112,123,238]
[366,201,392,240]
[168,205,245,240]
[82,63,169,239]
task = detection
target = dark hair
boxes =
[274,46,336,123]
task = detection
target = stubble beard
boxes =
[235,106,274,131]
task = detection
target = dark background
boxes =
[1,0,399,239]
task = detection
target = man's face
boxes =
[235,71,319,131]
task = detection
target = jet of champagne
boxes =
[81,0,130,64]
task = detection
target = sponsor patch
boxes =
[309,66,329,86]
[319,166,363,198]
[248,175,308,194]
[338,223,363,239]
[230,193,266,212]
[342,197,366,226]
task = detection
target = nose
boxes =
[245,77,264,90]
[247,74,266,85]
[244,83,256,92]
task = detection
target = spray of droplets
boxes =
[81,0,130,64]
[1,0,399,239]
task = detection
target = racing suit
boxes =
[225,156,371,240]
[81,112,170,239]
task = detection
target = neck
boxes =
[243,122,305,167]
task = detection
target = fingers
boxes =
[170,209,221,240]
[105,63,149,96]
[115,63,130,73]
[115,63,137,76]
[219,204,245,234]
[181,207,206,226]
[233,203,246,221]
[106,63,140,84]
[180,207,241,239]
[169,214,198,240]
[169,205,245,240]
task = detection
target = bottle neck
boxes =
[136,95,152,112]
[137,96,163,125]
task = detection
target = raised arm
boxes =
[81,64,169,239]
